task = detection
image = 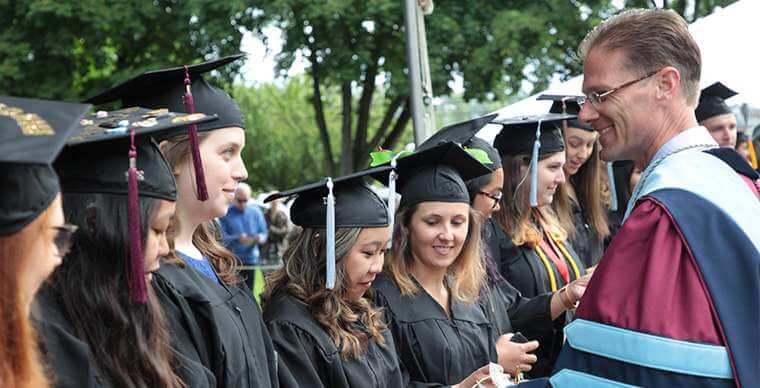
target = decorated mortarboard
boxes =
[537,94,593,132]
[55,107,216,303]
[0,96,91,236]
[695,82,738,123]
[492,113,573,207]
[86,54,246,201]
[264,166,391,289]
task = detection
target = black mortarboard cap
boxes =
[417,114,498,151]
[492,113,572,156]
[416,114,501,170]
[265,166,391,229]
[264,166,391,289]
[695,82,737,123]
[0,96,91,236]
[55,107,216,303]
[492,113,572,207]
[85,54,246,201]
[373,142,492,208]
[537,94,593,131]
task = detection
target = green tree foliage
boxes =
[0,0,738,188]
[235,75,415,191]
[0,0,254,100]
[623,0,737,22]
[251,0,618,174]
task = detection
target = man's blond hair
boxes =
[579,9,701,105]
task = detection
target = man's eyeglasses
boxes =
[236,199,247,204]
[478,191,502,209]
[52,223,78,257]
[580,69,660,107]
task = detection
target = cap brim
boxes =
[371,142,492,187]
[264,165,393,203]
[85,54,246,105]
[417,113,498,152]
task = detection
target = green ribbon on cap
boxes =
[370,147,492,168]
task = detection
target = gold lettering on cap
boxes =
[0,103,55,136]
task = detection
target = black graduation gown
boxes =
[567,198,604,268]
[153,259,279,388]
[33,286,216,388]
[32,288,106,388]
[480,225,554,339]
[372,275,498,385]
[264,292,417,388]
[480,279,554,339]
[485,219,586,378]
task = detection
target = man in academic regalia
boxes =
[549,9,760,388]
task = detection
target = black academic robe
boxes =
[32,288,106,388]
[485,219,586,378]
[153,259,278,388]
[32,287,213,388]
[567,199,604,267]
[264,292,420,388]
[480,225,554,339]
[480,279,554,340]
[372,275,498,386]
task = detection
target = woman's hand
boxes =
[567,271,592,304]
[451,365,496,388]
[495,333,539,375]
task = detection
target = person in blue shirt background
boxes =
[219,182,267,290]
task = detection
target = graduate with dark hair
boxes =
[263,168,410,387]
[35,107,217,388]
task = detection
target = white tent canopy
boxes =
[477,0,758,142]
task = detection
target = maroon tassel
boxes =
[127,128,147,303]
[183,65,209,201]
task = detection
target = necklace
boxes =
[626,143,715,218]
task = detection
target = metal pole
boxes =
[403,0,429,145]
[417,6,436,136]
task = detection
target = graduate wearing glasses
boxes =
[0,96,90,388]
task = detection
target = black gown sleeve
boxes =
[374,289,451,388]
[34,319,103,388]
[267,320,331,388]
[496,281,554,335]
[152,273,216,387]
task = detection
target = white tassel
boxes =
[387,167,397,250]
[325,178,336,289]
[529,119,542,207]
